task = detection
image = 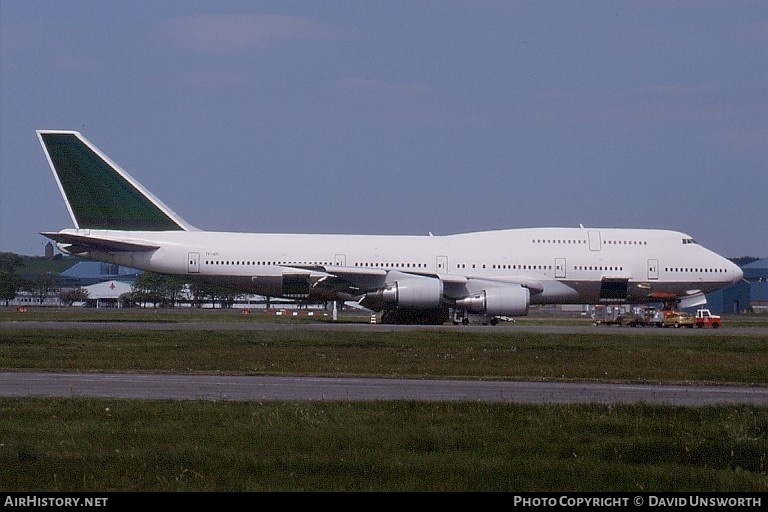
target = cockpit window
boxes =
[682,238,697,244]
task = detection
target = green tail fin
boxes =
[38,131,191,231]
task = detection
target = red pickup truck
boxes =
[695,309,722,328]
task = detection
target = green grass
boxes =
[1,399,767,491]
[2,327,768,384]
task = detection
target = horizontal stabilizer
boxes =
[41,232,160,253]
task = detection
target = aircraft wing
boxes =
[41,232,160,254]
[312,266,545,306]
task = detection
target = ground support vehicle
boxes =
[626,308,664,327]
[695,309,722,328]
[591,305,626,326]
[662,311,695,328]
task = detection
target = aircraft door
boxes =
[555,258,566,279]
[600,278,628,302]
[647,259,659,280]
[188,252,200,274]
[334,254,346,266]
[436,256,448,273]
[588,231,602,251]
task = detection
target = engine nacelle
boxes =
[454,285,530,316]
[377,276,444,309]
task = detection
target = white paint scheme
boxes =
[38,131,743,324]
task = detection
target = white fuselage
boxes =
[59,226,743,306]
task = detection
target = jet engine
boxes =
[454,285,530,316]
[368,274,444,309]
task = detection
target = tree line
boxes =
[0,252,246,308]
[0,252,60,306]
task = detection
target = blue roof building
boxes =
[60,261,142,288]
[701,258,766,314]
[742,258,768,311]
[704,280,751,314]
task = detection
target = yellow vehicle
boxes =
[662,311,695,328]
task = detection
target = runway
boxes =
[3,372,768,406]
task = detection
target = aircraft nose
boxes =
[732,263,744,284]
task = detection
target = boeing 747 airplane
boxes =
[37,130,743,324]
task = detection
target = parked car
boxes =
[662,312,695,328]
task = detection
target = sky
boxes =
[1,1,766,259]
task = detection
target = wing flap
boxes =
[466,275,545,294]
[321,265,387,277]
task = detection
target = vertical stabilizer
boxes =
[37,131,194,231]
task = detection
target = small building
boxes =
[81,280,133,308]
